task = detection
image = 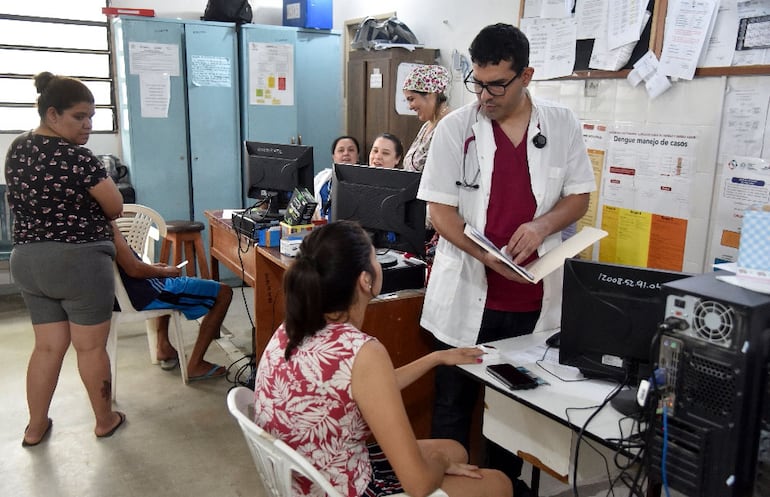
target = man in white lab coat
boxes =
[417,23,596,493]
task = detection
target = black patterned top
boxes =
[4,132,113,244]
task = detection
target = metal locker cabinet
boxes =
[184,20,241,230]
[113,16,241,228]
[295,29,342,174]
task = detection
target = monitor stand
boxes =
[249,191,285,221]
[611,389,643,418]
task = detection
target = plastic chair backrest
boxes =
[226,387,344,497]
[226,388,449,497]
[117,203,166,263]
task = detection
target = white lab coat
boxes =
[417,94,596,347]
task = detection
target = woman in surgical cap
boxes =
[401,64,451,172]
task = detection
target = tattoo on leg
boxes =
[101,380,112,399]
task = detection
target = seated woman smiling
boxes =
[369,132,404,169]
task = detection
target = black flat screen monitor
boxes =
[559,258,689,385]
[243,141,314,217]
[331,163,426,257]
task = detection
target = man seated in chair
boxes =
[113,224,233,381]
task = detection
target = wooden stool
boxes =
[160,220,210,279]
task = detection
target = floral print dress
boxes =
[254,322,376,497]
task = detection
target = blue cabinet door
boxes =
[115,17,191,222]
[239,25,299,145]
[184,20,241,237]
[296,29,342,175]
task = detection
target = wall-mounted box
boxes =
[283,0,332,30]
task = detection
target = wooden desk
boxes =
[206,210,435,438]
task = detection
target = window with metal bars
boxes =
[0,1,116,133]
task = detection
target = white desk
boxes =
[458,332,641,489]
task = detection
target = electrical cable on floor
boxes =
[213,219,260,390]
[226,352,255,390]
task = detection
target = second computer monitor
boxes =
[331,163,426,257]
[243,141,314,215]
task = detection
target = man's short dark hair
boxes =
[469,23,530,75]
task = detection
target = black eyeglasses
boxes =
[463,73,519,96]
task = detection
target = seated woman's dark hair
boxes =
[283,220,375,360]
[373,132,404,168]
[34,72,94,120]
[330,135,361,157]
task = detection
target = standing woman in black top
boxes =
[5,72,126,445]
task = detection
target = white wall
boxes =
[3,0,766,270]
[0,0,514,163]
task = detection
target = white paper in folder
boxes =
[464,225,608,283]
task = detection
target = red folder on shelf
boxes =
[102,7,155,17]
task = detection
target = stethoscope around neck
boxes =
[456,119,548,190]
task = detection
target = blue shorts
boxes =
[143,277,219,320]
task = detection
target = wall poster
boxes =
[247,42,294,106]
[597,126,699,271]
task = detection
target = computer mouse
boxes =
[545,331,561,348]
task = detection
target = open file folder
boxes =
[464,224,608,283]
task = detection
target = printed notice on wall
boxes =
[190,55,231,87]
[708,156,770,265]
[128,42,180,77]
[598,127,700,271]
[247,42,294,106]
[139,73,170,118]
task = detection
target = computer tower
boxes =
[648,272,770,496]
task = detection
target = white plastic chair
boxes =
[108,204,190,401]
[115,203,165,262]
[226,387,448,497]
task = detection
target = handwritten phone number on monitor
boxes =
[597,273,662,290]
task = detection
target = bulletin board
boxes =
[572,0,656,73]
[518,0,660,79]
[519,0,770,80]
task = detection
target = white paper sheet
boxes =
[139,73,170,118]
[707,156,770,265]
[521,17,578,80]
[576,0,605,40]
[607,0,645,50]
[732,0,770,66]
[190,55,231,88]
[718,81,770,158]
[128,42,181,77]
[590,10,650,71]
[698,0,739,67]
[659,0,719,80]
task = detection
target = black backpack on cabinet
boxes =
[202,0,253,24]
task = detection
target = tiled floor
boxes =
[0,291,265,497]
[1,284,660,497]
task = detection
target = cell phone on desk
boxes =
[486,363,539,390]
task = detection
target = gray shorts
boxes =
[11,241,116,326]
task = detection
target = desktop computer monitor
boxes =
[331,163,426,257]
[559,258,690,386]
[243,141,314,217]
